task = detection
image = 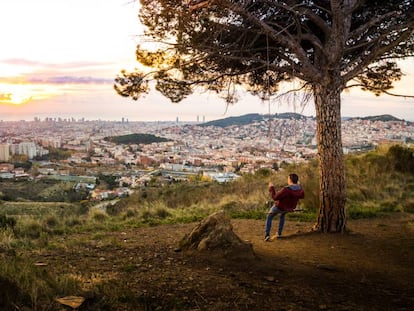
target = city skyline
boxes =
[1,0,413,122]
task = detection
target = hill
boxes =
[104,133,170,144]
[200,112,307,127]
[2,213,413,310]
[349,114,404,122]
[201,113,406,128]
[1,145,414,310]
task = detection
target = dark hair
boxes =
[289,173,299,184]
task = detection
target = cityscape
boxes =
[0,114,413,201]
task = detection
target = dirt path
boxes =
[29,213,414,310]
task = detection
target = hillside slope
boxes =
[9,212,413,310]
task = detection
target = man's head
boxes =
[288,173,299,184]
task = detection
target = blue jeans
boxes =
[265,206,287,237]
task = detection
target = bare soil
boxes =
[18,213,414,310]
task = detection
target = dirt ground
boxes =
[25,212,414,310]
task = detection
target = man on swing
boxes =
[264,173,304,241]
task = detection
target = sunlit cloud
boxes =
[0,58,118,77]
[0,57,115,106]
[0,82,60,106]
[26,76,112,85]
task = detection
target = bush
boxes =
[0,214,17,230]
[44,215,59,228]
[17,220,43,239]
[402,199,414,213]
[387,145,414,174]
[90,210,108,222]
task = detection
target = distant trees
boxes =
[105,133,170,145]
[115,1,414,232]
[41,147,72,161]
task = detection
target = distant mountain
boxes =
[200,112,307,127]
[349,114,404,122]
[201,113,407,128]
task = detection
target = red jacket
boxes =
[269,184,304,212]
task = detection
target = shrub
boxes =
[64,216,84,227]
[90,210,108,222]
[122,208,138,219]
[44,215,59,228]
[402,199,414,213]
[17,220,43,239]
[0,214,17,230]
[154,206,171,219]
[387,145,414,174]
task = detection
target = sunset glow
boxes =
[0,0,412,121]
[0,83,58,106]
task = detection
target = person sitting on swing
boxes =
[264,173,304,241]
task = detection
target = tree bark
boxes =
[313,84,347,233]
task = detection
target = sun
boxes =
[9,92,33,105]
[0,83,34,105]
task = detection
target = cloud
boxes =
[26,76,113,85]
[0,58,45,66]
[0,58,118,87]
[0,75,113,85]
[0,58,114,70]
[0,93,12,101]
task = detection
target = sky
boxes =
[0,0,413,123]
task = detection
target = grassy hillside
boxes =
[1,144,413,229]
[0,144,413,309]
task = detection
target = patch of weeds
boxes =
[43,215,59,228]
[122,209,138,219]
[16,220,43,239]
[154,207,171,219]
[348,207,379,219]
[401,199,414,213]
[230,209,266,220]
[120,263,136,273]
[221,201,239,214]
[287,209,317,222]
[44,241,63,251]
[65,216,84,227]
[0,214,17,230]
[0,228,16,250]
[92,233,105,240]
[90,210,108,222]
[347,201,401,220]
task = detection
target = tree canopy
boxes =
[115,0,414,102]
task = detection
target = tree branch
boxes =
[345,82,414,98]
[342,27,414,82]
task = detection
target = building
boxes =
[0,144,10,161]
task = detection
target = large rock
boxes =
[178,211,255,259]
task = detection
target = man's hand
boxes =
[268,182,274,187]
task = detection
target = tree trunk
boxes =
[313,84,347,233]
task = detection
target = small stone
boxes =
[316,264,337,271]
[56,296,85,309]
